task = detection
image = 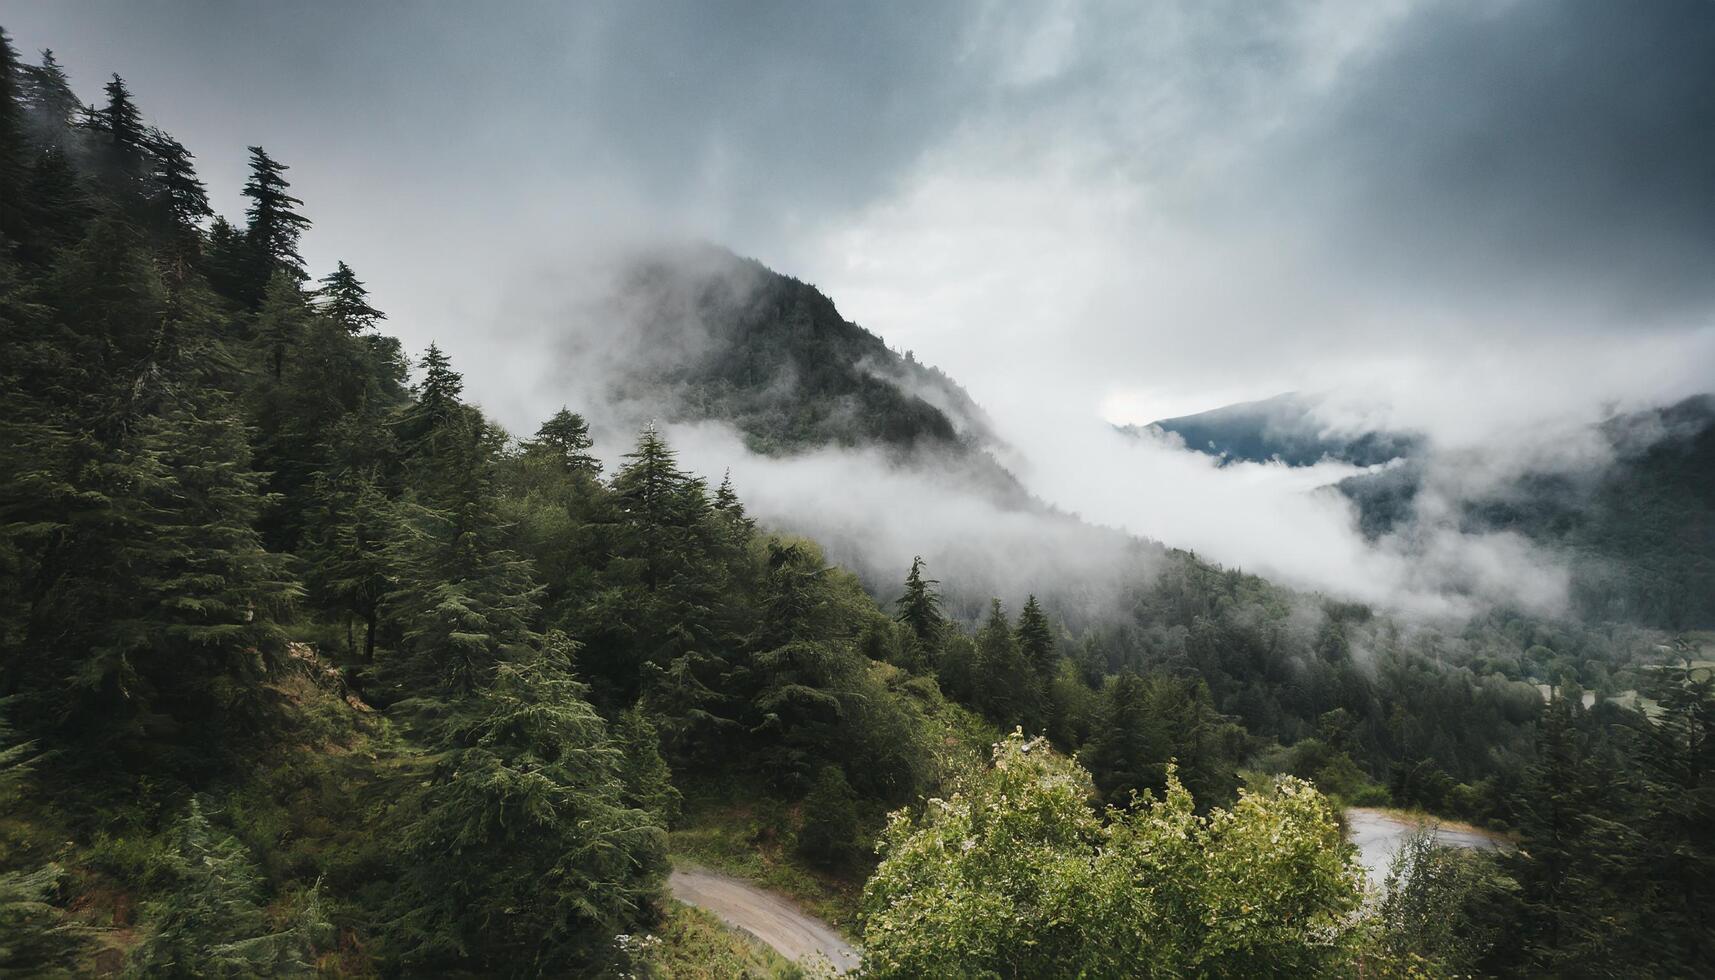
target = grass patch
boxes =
[647,902,806,979]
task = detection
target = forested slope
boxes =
[2,31,1712,977]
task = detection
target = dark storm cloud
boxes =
[1272,0,1715,325]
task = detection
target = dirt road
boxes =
[668,867,861,974]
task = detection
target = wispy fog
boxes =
[13,0,1713,623]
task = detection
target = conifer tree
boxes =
[396,343,466,457]
[0,702,76,975]
[973,597,1042,732]
[129,800,325,976]
[894,555,944,650]
[0,30,27,245]
[1081,671,1172,805]
[1015,593,1056,677]
[385,409,541,694]
[305,469,398,663]
[145,129,211,255]
[387,634,666,973]
[613,706,682,825]
[526,408,600,474]
[254,270,308,381]
[18,50,80,139]
[240,145,310,300]
[88,74,150,194]
[798,764,861,867]
[314,260,384,332]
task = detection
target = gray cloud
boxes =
[8,0,1712,619]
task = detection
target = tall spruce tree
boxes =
[894,555,944,651]
[240,145,310,301]
[145,129,211,257]
[315,260,384,332]
[1015,594,1055,677]
[18,49,80,140]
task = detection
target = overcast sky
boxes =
[9,1,1715,608]
[11,0,1713,437]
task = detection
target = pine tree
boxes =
[87,74,150,195]
[973,598,1042,732]
[798,765,861,867]
[396,343,466,457]
[387,634,667,973]
[145,129,211,256]
[385,410,541,694]
[1080,671,1172,805]
[613,706,682,825]
[129,800,325,976]
[0,703,76,974]
[253,270,308,382]
[1508,694,1639,974]
[1632,665,1715,972]
[304,469,398,663]
[18,50,80,140]
[1015,593,1056,677]
[526,408,599,475]
[894,555,944,651]
[240,145,310,300]
[314,260,384,332]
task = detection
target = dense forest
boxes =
[2,31,1712,977]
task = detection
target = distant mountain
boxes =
[1129,392,1422,467]
[1340,395,1715,629]
[607,245,995,449]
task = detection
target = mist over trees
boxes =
[0,27,1711,978]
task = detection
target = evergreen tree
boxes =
[1081,671,1172,806]
[253,270,308,382]
[973,598,1042,732]
[1632,665,1715,971]
[396,343,466,457]
[304,469,398,664]
[385,411,541,694]
[613,706,681,826]
[129,800,326,977]
[0,701,77,975]
[90,74,150,194]
[240,145,310,300]
[0,30,27,245]
[1508,695,1639,975]
[387,635,666,973]
[145,128,211,257]
[894,555,944,653]
[798,765,861,868]
[1015,593,1055,677]
[525,407,600,475]
[314,260,384,332]
[18,49,80,140]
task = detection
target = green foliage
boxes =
[383,636,667,973]
[128,800,326,977]
[796,766,861,868]
[1374,830,1519,976]
[860,732,1364,978]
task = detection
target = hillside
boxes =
[605,245,996,452]
[1129,391,1422,466]
[1341,396,1715,628]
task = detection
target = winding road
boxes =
[669,867,861,974]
